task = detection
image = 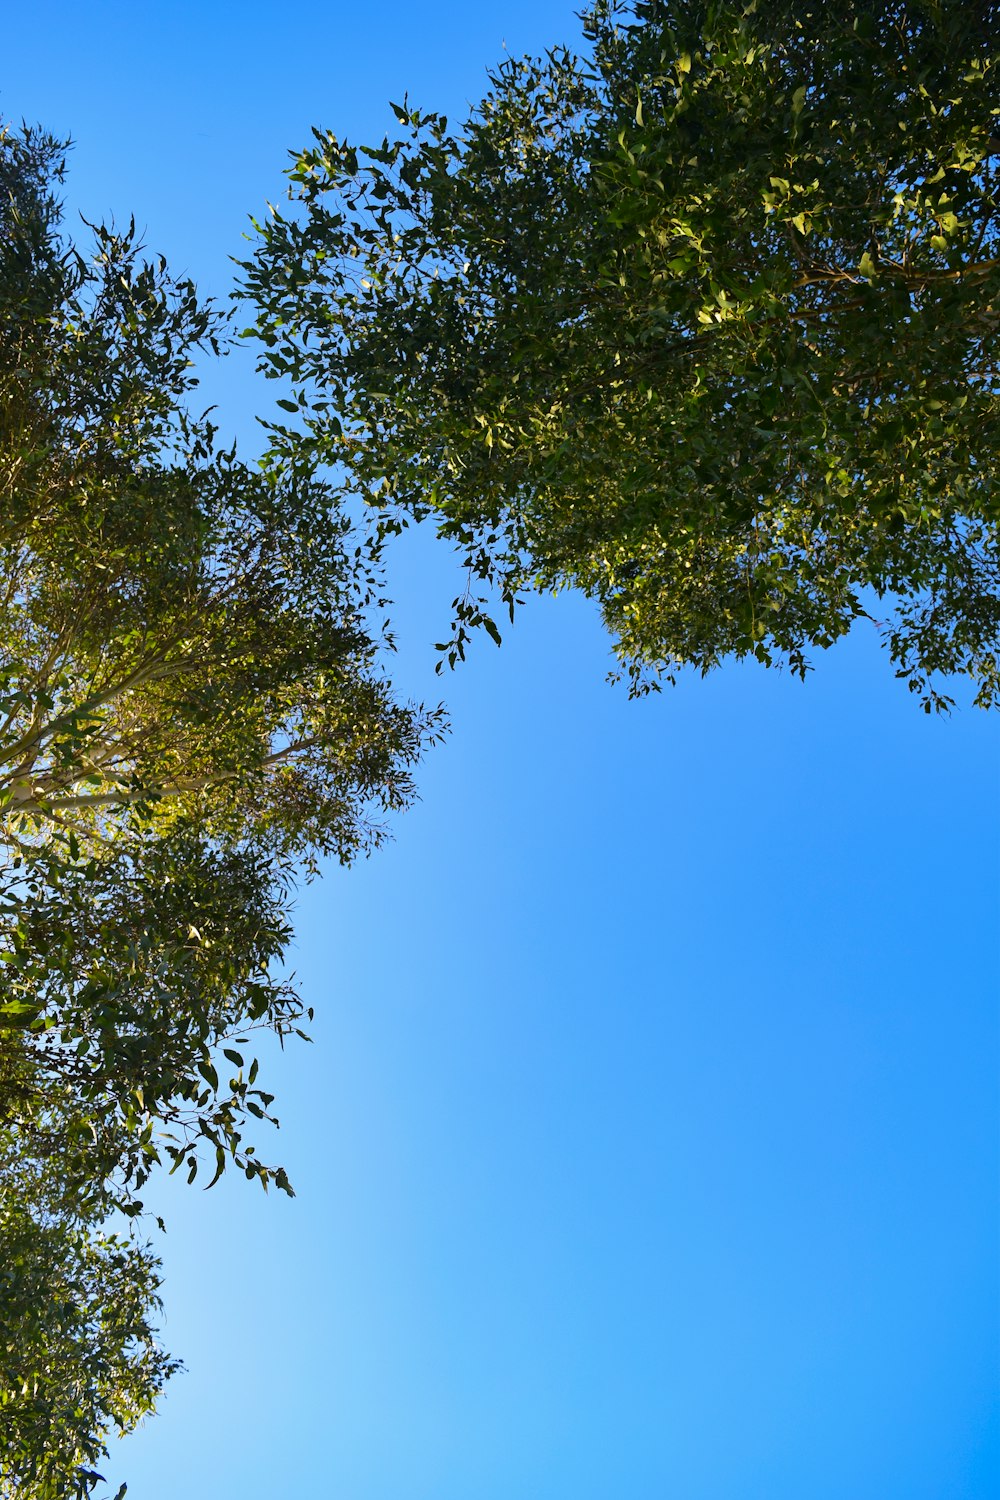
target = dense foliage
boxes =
[0,122,441,1201]
[244,0,1000,707]
[0,123,441,1494]
[0,1117,176,1500]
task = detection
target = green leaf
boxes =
[197,1060,219,1093]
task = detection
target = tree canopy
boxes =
[0,1112,176,1500]
[0,121,443,1216]
[0,115,447,1497]
[244,0,999,708]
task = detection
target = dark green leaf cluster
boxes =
[0,1122,177,1500]
[2,825,301,1203]
[244,0,1000,708]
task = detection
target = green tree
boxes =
[3,824,304,1202]
[243,0,999,708]
[0,1109,177,1500]
[0,122,444,1496]
[0,121,443,1203]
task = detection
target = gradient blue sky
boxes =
[5,5,998,1497]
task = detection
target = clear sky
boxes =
[5,4,999,1498]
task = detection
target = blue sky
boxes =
[5,4,998,1497]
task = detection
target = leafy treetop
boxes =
[0,123,443,1210]
[244,0,1000,710]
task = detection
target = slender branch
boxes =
[0,653,194,770]
[10,732,325,815]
